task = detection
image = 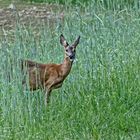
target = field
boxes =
[0,0,140,139]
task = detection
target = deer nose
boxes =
[69,55,75,60]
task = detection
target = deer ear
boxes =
[60,34,69,48]
[73,36,80,48]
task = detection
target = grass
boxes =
[0,1,140,140]
[23,0,139,9]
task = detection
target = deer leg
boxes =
[45,88,52,106]
[44,78,62,105]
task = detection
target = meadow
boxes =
[0,0,140,139]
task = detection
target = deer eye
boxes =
[66,49,68,52]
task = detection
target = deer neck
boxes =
[61,56,73,77]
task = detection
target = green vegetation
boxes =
[0,0,140,139]
[23,0,139,9]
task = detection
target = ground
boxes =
[0,1,64,38]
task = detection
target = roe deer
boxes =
[21,34,80,105]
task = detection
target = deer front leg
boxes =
[45,88,52,106]
[44,78,63,105]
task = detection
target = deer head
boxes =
[60,34,80,61]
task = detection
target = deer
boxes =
[21,34,80,105]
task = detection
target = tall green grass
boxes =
[0,2,140,140]
[23,0,139,10]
